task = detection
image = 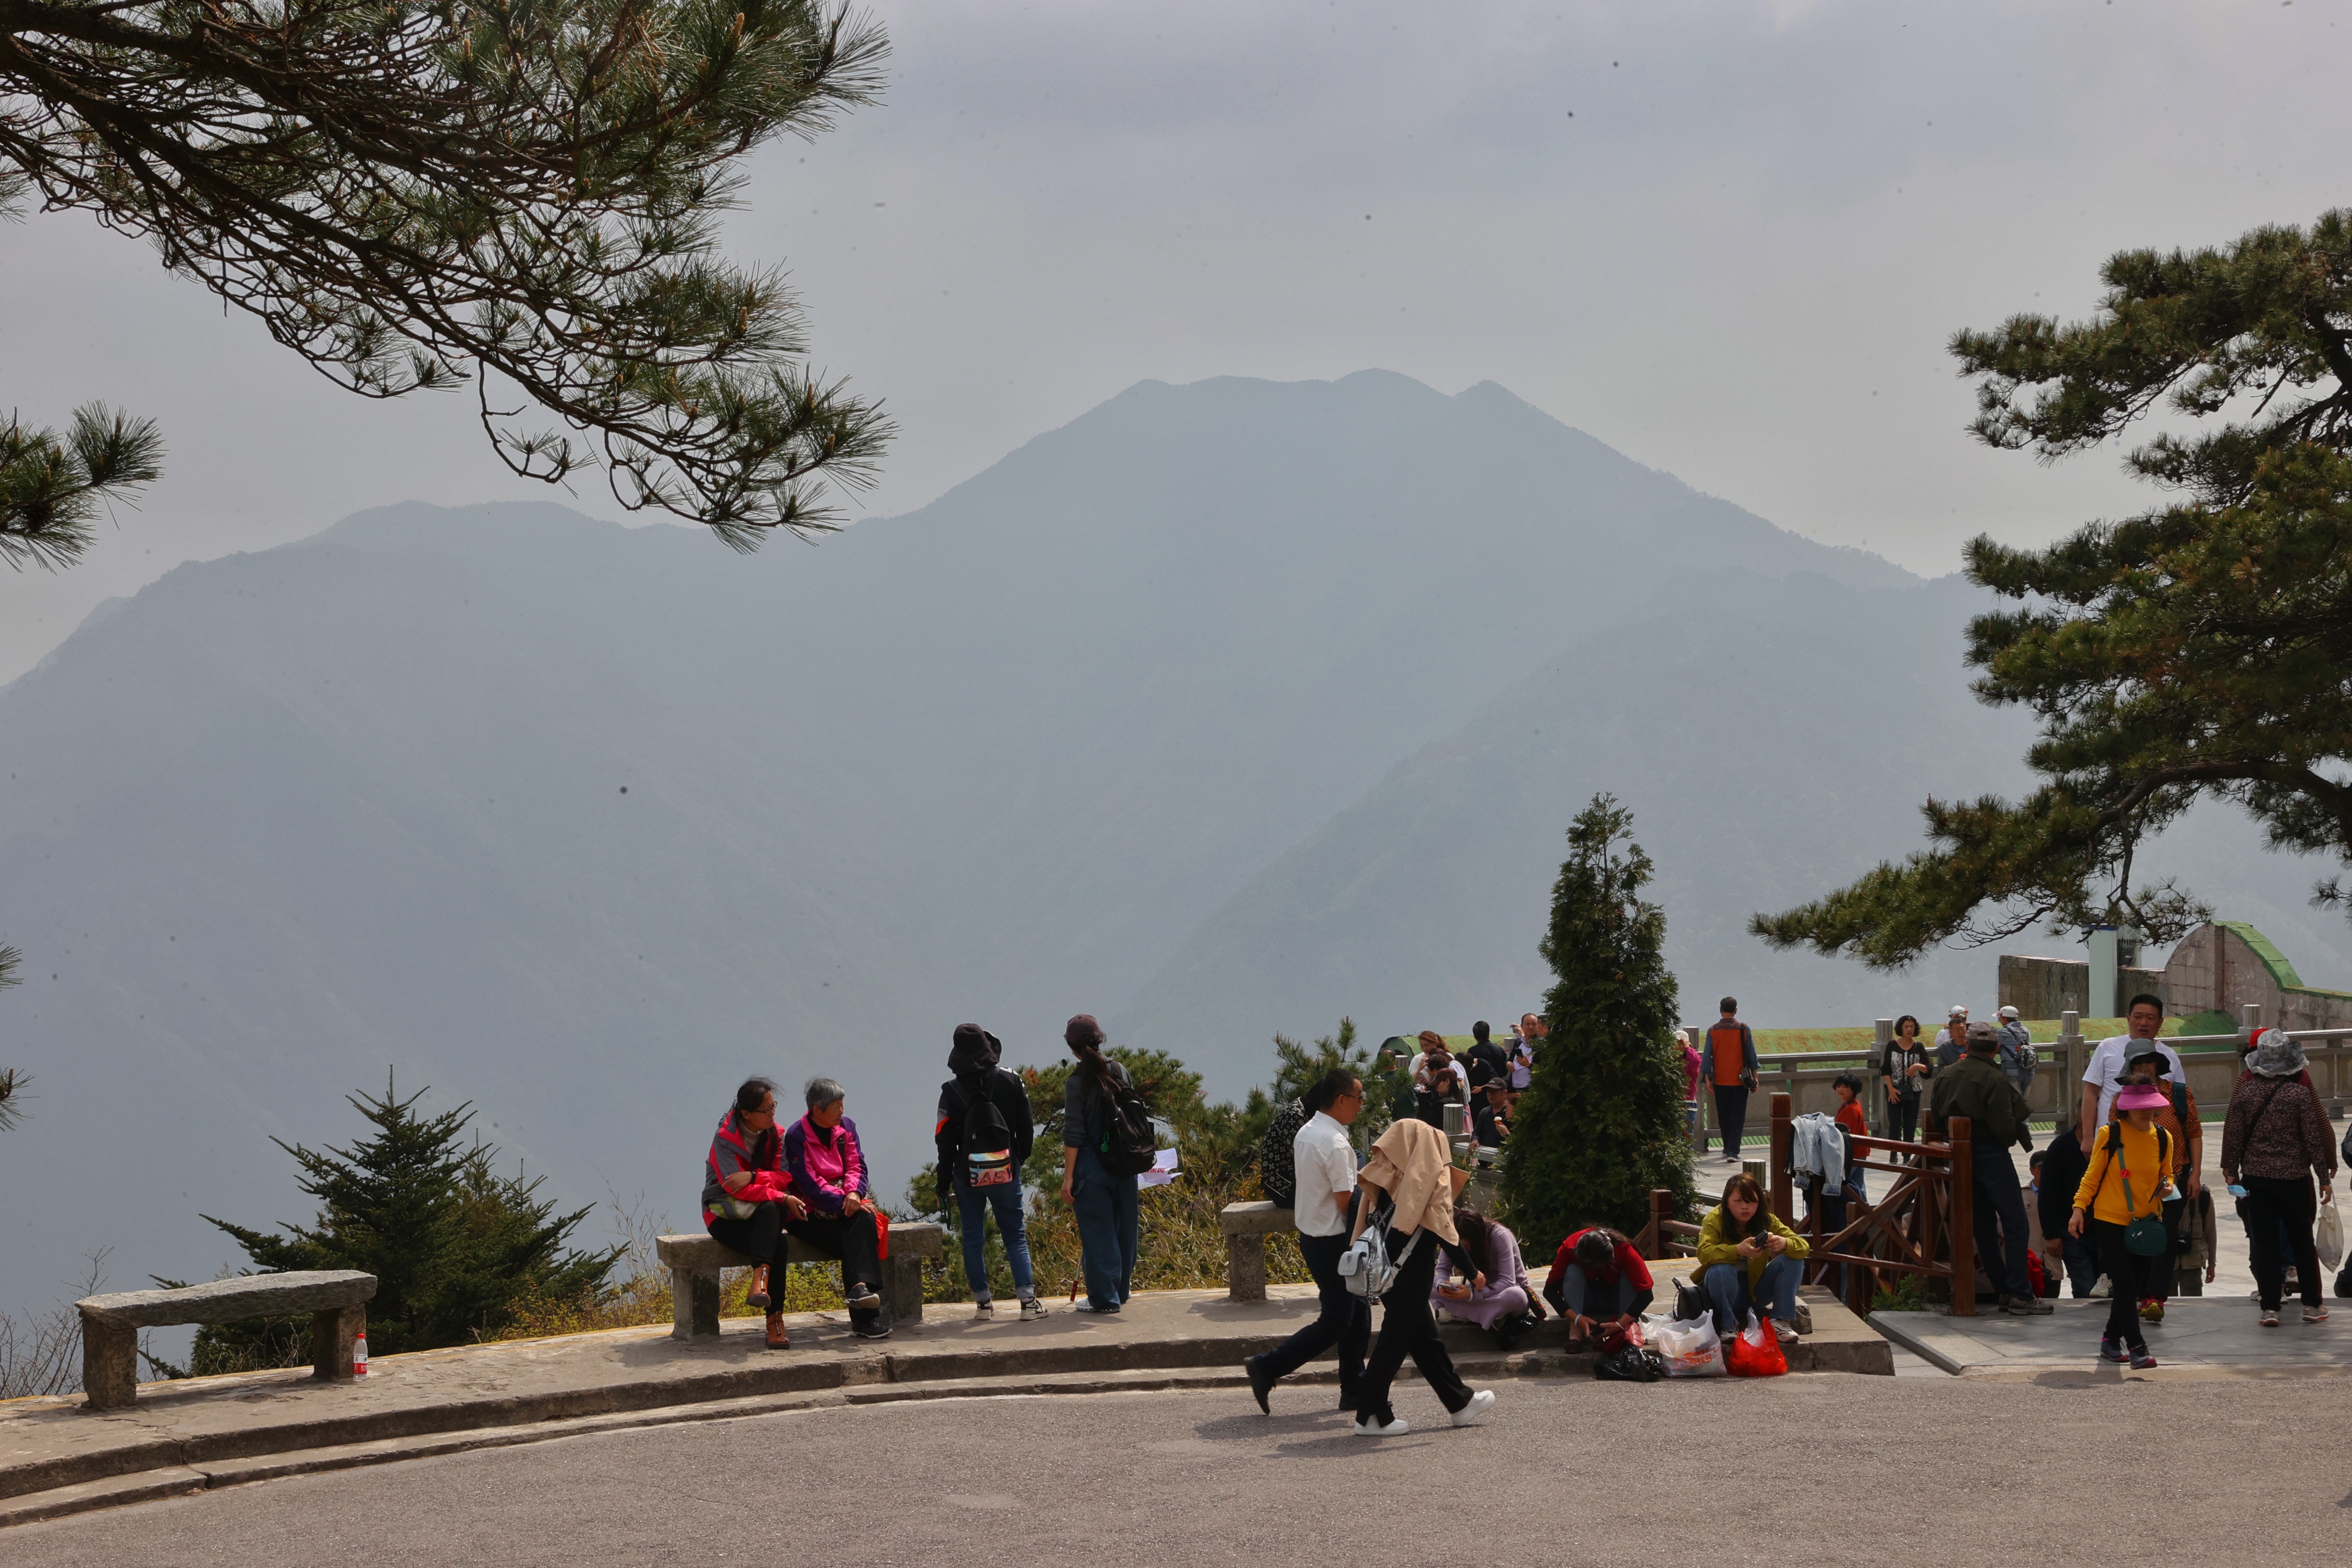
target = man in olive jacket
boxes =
[1926,1023,2050,1316]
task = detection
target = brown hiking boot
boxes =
[746,1264,772,1311]
[765,1311,790,1350]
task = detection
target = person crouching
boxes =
[704,1076,810,1350]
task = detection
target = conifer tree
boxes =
[198,1075,619,1360]
[1756,210,2352,963]
[1501,794,1694,1263]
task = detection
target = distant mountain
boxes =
[0,367,2133,1323]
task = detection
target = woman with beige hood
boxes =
[1347,1117,1497,1435]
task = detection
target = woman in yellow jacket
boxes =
[1696,1172,1810,1342]
[2068,1081,2174,1369]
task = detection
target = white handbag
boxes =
[1337,1207,1423,1298]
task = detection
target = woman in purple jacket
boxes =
[1433,1209,1540,1350]
[783,1076,891,1340]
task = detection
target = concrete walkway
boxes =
[0,1275,1886,1527]
[1876,1296,2351,1378]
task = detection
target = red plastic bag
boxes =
[1724,1314,1788,1378]
[2026,1247,2048,1298]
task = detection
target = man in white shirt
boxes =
[2076,992,2184,1147]
[1246,1069,1370,1415]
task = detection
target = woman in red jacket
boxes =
[704,1076,808,1349]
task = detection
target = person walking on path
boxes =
[2069,1082,2176,1368]
[783,1078,891,1339]
[702,1076,810,1350]
[1348,1119,1495,1436]
[1880,1014,1933,1147]
[1701,998,1759,1164]
[2076,995,2184,1150]
[1676,1030,1703,1152]
[1996,1006,2037,1095]
[1246,1069,1372,1412]
[1926,1023,2051,1317]
[2115,1044,2201,1323]
[936,1023,1047,1322]
[1060,1014,1139,1315]
[2221,1031,2337,1327]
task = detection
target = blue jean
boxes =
[1071,1146,1138,1311]
[2058,1234,2101,1297]
[956,1179,1035,1303]
[1703,1256,1799,1332]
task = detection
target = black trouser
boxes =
[1357,1227,1470,1424]
[1712,1084,1751,1159]
[2089,1220,2159,1349]
[2153,1194,2186,1302]
[2242,1175,2321,1312]
[1970,1140,2032,1299]
[787,1209,884,1306]
[706,1203,787,1265]
[1886,1096,1919,1145]
[1254,1231,1369,1400]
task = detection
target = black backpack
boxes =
[1092,1067,1159,1178]
[951,1072,1016,1188]
[1258,1099,1308,1208]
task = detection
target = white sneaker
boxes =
[2088,1280,2112,1299]
[973,1300,995,1320]
[1019,1298,1049,1320]
[1354,1414,1409,1436]
[1450,1389,1496,1427]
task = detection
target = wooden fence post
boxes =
[1769,1092,1794,1227]
[1949,1115,1975,1317]
[1647,1188,1673,1259]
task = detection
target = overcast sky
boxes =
[5,0,2347,682]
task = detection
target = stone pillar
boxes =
[80,1315,138,1412]
[672,1265,722,1340]
[1226,1233,1268,1302]
[884,1252,926,1326]
[312,1304,364,1380]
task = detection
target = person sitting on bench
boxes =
[786,1076,892,1340]
[703,1076,809,1350]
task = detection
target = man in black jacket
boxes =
[937,1023,1047,1320]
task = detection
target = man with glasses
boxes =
[1246,1069,1371,1415]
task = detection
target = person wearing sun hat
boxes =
[2223,1029,2337,1326]
[2069,1078,2176,1368]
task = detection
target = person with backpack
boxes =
[2221,1030,2337,1327]
[1060,1014,1145,1314]
[1700,998,1759,1165]
[702,1076,810,1351]
[1246,1069,1371,1414]
[1348,1118,1495,1436]
[1995,1006,2037,1094]
[2116,1044,2201,1323]
[1257,1095,1311,1212]
[2069,1080,2175,1366]
[936,1023,1046,1322]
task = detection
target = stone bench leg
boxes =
[671,1264,723,1341]
[80,1315,138,1412]
[312,1304,364,1380]
[1227,1234,1268,1302]
[883,1252,925,1326]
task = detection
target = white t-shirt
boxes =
[2081,1034,2185,1125]
[1292,1112,1359,1237]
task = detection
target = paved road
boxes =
[12,1374,2347,1566]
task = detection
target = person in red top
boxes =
[1676,1030,1704,1153]
[1543,1227,1654,1349]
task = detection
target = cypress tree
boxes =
[1501,794,1695,1265]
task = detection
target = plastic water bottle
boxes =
[353,1332,370,1378]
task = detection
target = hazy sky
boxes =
[5,0,2347,682]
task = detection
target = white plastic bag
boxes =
[1648,1313,1727,1378]
[2318,1194,2344,1272]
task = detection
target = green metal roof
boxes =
[2214,920,2352,1001]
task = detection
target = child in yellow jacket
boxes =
[2068,1082,2174,1369]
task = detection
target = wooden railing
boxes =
[1638,1090,1984,1317]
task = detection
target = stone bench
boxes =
[1219,1200,1294,1302]
[655,1222,944,1340]
[77,1270,377,1412]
